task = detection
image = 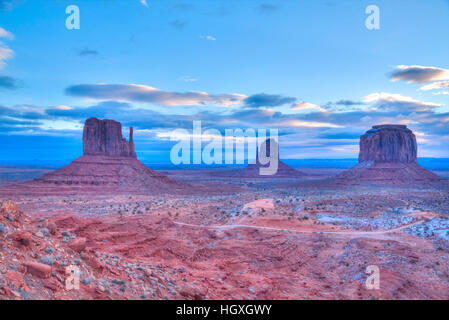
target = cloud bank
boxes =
[390,65,449,84]
[244,93,296,108]
[1,87,448,158]
[363,92,441,112]
[291,102,327,112]
[65,84,247,107]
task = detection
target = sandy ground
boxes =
[0,167,448,300]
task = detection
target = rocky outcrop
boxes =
[217,138,305,178]
[359,125,417,164]
[32,155,179,192]
[245,138,305,177]
[17,118,183,194]
[83,118,136,157]
[23,261,52,279]
[335,125,445,186]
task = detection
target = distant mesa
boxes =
[359,125,417,164]
[218,138,306,178]
[242,138,306,178]
[23,118,182,194]
[335,124,445,186]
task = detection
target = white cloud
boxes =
[278,119,343,128]
[432,91,449,95]
[291,101,327,112]
[0,27,14,69]
[200,35,216,41]
[140,0,148,7]
[0,45,14,69]
[0,27,14,40]
[363,92,441,112]
[420,81,449,91]
[65,83,247,107]
[53,105,73,110]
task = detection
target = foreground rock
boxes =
[23,262,52,279]
[242,199,274,215]
[335,125,446,186]
[68,237,87,252]
[0,201,191,300]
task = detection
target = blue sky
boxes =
[0,0,448,163]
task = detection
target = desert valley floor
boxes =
[0,166,448,300]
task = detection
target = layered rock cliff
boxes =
[335,124,444,186]
[359,125,417,164]
[83,118,136,158]
[21,118,182,193]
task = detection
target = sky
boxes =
[0,0,448,164]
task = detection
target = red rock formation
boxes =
[217,138,305,178]
[242,138,305,178]
[11,231,32,247]
[359,125,417,164]
[83,118,136,157]
[68,237,87,253]
[23,261,52,279]
[32,155,177,191]
[129,127,136,158]
[14,118,184,194]
[335,124,445,186]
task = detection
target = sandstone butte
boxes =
[218,138,306,178]
[335,124,445,186]
[83,117,136,158]
[16,118,182,194]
